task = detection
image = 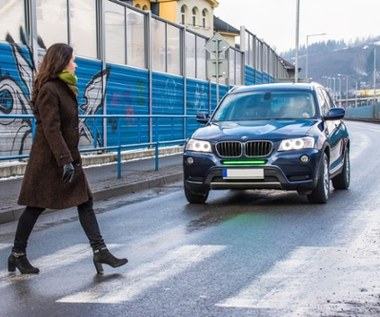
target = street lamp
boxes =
[338,74,350,108]
[332,77,336,102]
[305,32,326,80]
[336,76,342,106]
[323,75,331,93]
[373,46,377,105]
[294,0,300,83]
[363,44,378,106]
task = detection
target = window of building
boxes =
[202,9,207,28]
[192,7,198,27]
[142,5,148,11]
[180,5,187,25]
[135,4,141,9]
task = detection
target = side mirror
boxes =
[324,107,345,120]
[196,112,210,124]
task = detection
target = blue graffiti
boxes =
[0,41,109,155]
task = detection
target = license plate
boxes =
[223,168,264,179]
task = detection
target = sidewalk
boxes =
[0,148,183,225]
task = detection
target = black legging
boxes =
[12,200,106,253]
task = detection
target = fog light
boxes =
[186,157,194,165]
[300,155,310,163]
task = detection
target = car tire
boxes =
[307,153,329,204]
[184,182,209,204]
[332,149,350,190]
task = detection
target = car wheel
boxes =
[307,153,329,204]
[332,149,350,190]
[184,182,209,204]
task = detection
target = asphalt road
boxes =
[0,121,379,317]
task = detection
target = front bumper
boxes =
[183,149,322,192]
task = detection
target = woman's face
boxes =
[65,53,77,75]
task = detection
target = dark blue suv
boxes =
[183,82,350,204]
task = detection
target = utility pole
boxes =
[294,0,300,83]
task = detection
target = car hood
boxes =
[191,120,319,141]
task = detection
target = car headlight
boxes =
[185,139,212,152]
[278,137,315,151]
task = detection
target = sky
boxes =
[213,0,380,53]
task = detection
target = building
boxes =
[123,0,218,38]
[213,15,240,47]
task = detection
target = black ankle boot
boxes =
[93,248,128,274]
[8,252,40,274]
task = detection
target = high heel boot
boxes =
[8,252,40,274]
[93,247,128,274]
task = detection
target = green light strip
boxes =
[222,160,266,165]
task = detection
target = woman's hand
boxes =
[62,162,75,183]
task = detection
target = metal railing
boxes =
[0,114,189,178]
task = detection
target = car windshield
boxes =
[212,91,317,121]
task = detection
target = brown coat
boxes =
[18,79,92,209]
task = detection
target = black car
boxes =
[183,82,350,204]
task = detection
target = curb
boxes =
[92,170,183,201]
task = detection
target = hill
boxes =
[280,36,380,95]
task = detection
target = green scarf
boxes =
[58,70,79,97]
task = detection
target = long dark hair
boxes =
[31,43,73,106]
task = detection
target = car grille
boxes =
[215,141,272,157]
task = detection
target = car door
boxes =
[317,87,345,171]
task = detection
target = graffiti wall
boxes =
[0,41,111,156]
[0,43,34,156]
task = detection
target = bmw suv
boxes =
[183,82,350,204]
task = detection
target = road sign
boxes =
[205,33,230,54]
[207,59,227,79]
[205,33,230,106]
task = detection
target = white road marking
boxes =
[0,244,121,288]
[216,246,323,309]
[57,244,226,304]
[0,243,11,251]
[217,211,380,316]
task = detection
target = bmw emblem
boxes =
[241,135,248,140]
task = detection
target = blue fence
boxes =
[0,114,190,178]
[345,103,380,120]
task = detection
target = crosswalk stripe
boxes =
[215,247,323,309]
[0,243,121,288]
[0,243,11,251]
[217,213,380,311]
[57,244,226,304]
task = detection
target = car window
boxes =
[316,87,333,116]
[212,91,316,121]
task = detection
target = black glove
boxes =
[62,162,75,183]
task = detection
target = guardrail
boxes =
[344,103,380,120]
[0,114,188,178]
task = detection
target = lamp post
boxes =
[373,46,376,106]
[336,76,342,106]
[294,0,300,83]
[331,77,336,102]
[363,44,378,106]
[344,75,349,108]
[305,32,326,80]
[323,75,331,93]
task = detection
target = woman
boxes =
[8,43,127,275]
